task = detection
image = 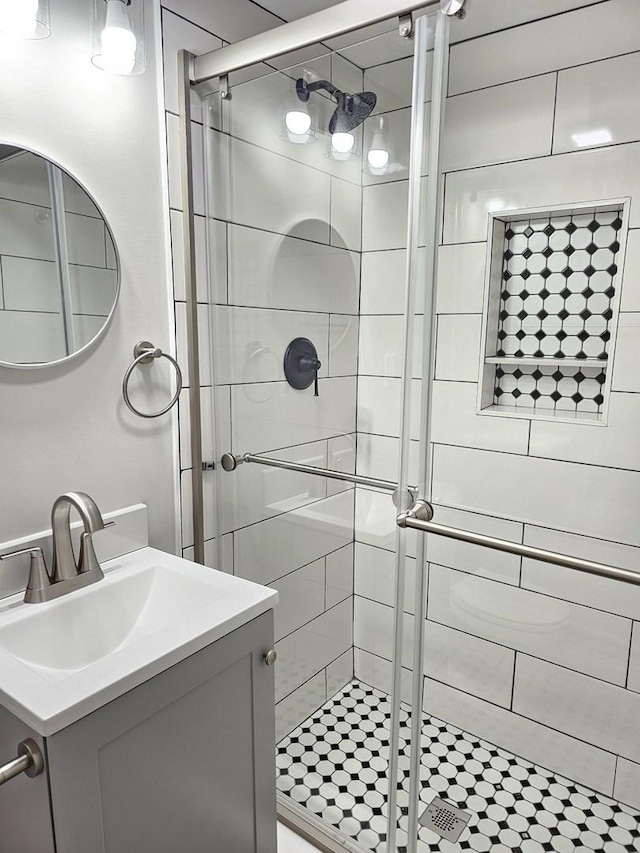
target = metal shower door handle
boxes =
[397,499,640,586]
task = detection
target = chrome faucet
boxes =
[0,492,113,603]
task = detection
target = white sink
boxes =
[0,547,278,735]
[0,558,227,678]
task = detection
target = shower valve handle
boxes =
[299,356,321,372]
[283,337,321,396]
[299,356,321,396]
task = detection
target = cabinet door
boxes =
[47,612,276,853]
[0,706,55,853]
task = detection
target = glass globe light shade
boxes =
[285,110,312,136]
[331,132,355,154]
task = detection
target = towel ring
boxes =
[122,341,183,419]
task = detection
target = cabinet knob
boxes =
[264,649,277,666]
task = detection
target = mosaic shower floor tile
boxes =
[276,681,640,853]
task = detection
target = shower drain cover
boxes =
[418,797,471,843]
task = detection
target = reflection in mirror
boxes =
[0,145,119,367]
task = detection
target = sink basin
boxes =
[0,560,230,678]
[0,547,278,735]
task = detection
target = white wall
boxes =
[0,0,178,557]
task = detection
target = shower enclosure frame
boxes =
[176,1,639,851]
[189,0,452,84]
[177,6,455,851]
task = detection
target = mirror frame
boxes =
[0,141,121,370]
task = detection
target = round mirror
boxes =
[0,144,119,368]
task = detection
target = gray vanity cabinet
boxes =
[2,612,277,853]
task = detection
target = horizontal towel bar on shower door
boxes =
[220,452,417,496]
[397,499,640,586]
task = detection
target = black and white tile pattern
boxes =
[276,681,640,853]
[491,208,622,417]
[496,211,622,362]
[494,363,607,414]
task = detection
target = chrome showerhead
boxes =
[329,90,377,134]
[296,78,377,134]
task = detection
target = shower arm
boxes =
[296,77,377,133]
[296,79,347,107]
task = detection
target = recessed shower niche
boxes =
[478,201,630,424]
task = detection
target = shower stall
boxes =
[175,0,640,850]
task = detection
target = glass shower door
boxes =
[200,14,441,853]
[383,10,452,853]
[394,3,640,852]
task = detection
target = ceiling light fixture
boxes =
[92,0,145,76]
[0,0,49,40]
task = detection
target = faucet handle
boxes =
[78,521,116,575]
[0,548,52,603]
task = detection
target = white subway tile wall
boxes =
[227,224,359,314]
[421,676,617,795]
[554,51,640,155]
[447,0,640,96]
[435,242,486,315]
[428,565,631,686]
[513,655,640,763]
[434,314,482,381]
[161,3,370,740]
[431,444,640,545]
[614,758,640,811]
[431,380,530,454]
[218,440,328,536]
[361,180,409,252]
[162,0,640,809]
[442,74,556,172]
[352,0,640,806]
